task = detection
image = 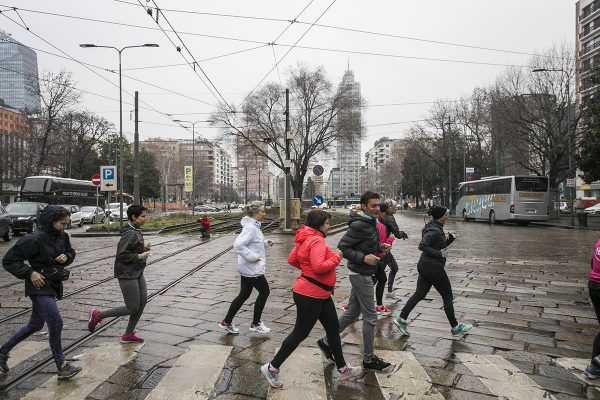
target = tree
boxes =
[305,177,316,199]
[579,68,600,183]
[139,149,161,199]
[212,64,360,199]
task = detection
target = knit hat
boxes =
[428,205,448,220]
[379,202,389,213]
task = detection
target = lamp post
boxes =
[532,68,574,226]
[80,43,158,227]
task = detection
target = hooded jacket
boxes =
[418,220,452,268]
[2,205,75,299]
[589,239,600,286]
[114,222,146,279]
[337,210,380,276]
[234,215,268,277]
[288,225,341,299]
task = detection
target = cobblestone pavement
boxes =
[0,213,599,399]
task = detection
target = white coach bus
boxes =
[455,175,549,225]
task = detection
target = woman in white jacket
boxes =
[219,201,273,334]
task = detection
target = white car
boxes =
[59,205,83,227]
[311,202,328,209]
[109,207,129,221]
[585,203,600,215]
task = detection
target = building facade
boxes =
[0,101,28,203]
[235,133,269,203]
[364,138,408,196]
[0,30,41,112]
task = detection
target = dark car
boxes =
[0,205,14,241]
[4,202,46,234]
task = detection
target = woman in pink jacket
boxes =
[585,238,600,378]
[261,210,361,388]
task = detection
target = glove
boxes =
[447,233,456,245]
[399,231,408,240]
[440,248,448,258]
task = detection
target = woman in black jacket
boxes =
[0,205,81,379]
[393,205,472,337]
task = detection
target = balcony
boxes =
[580,2,600,22]
[580,23,600,40]
[580,40,600,57]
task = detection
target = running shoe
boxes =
[57,362,82,379]
[120,332,145,343]
[88,308,102,332]
[385,292,401,301]
[393,316,410,336]
[249,322,271,334]
[451,323,473,336]
[585,364,600,379]
[0,353,9,373]
[261,363,283,388]
[335,364,363,382]
[363,355,393,372]
[218,320,240,334]
[375,305,392,316]
[316,338,335,364]
[340,304,349,312]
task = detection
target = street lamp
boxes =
[172,120,213,216]
[80,43,159,227]
[532,67,574,226]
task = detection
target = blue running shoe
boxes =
[585,364,600,379]
[393,316,410,336]
[451,323,473,336]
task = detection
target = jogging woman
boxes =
[220,201,273,334]
[584,237,600,379]
[261,210,361,387]
[0,206,81,379]
[394,205,472,337]
[88,205,151,343]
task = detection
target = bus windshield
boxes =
[515,177,548,192]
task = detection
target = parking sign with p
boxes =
[100,165,117,191]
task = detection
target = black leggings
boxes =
[590,287,600,361]
[400,260,458,327]
[373,262,387,306]
[271,292,345,369]
[385,252,399,292]
[224,275,270,325]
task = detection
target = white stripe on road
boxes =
[555,358,600,391]
[146,344,232,400]
[22,342,143,400]
[5,341,48,367]
[374,350,444,400]
[267,347,326,400]
[456,353,550,400]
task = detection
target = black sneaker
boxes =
[57,361,81,379]
[363,355,393,372]
[0,353,9,373]
[317,339,335,364]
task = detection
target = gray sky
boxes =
[0,0,575,158]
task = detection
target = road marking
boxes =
[5,341,47,367]
[146,344,232,400]
[21,342,143,400]
[267,347,326,400]
[555,358,600,391]
[456,353,550,400]
[374,350,444,399]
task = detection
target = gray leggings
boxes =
[98,275,147,334]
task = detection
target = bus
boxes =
[455,175,549,225]
[20,176,106,207]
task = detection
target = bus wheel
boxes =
[489,210,496,224]
[462,209,469,221]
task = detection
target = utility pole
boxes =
[446,117,453,211]
[284,88,291,230]
[133,91,140,205]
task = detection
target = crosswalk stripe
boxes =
[5,341,48,368]
[146,344,232,400]
[21,342,143,400]
[555,358,600,390]
[374,350,444,400]
[266,347,326,400]
[456,353,550,400]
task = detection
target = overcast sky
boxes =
[0,0,575,160]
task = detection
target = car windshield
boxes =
[5,203,39,214]
[81,207,97,212]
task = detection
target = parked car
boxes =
[80,206,107,224]
[311,202,329,209]
[559,202,571,213]
[194,205,219,213]
[4,202,46,234]
[58,205,83,227]
[0,205,14,241]
[585,203,600,215]
[348,204,360,210]
[109,206,129,221]
[106,202,127,214]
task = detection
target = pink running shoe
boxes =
[376,305,392,316]
[120,332,144,344]
[88,308,102,332]
[340,304,349,312]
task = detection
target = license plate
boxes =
[526,210,536,214]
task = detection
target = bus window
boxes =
[515,177,548,192]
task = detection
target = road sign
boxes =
[312,194,324,206]
[567,178,576,187]
[184,166,193,192]
[313,165,324,176]
[465,167,475,174]
[100,166,117,192]
[91,174,101,186]
[567,169,576,179]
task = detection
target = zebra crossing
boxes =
[3,340,598,399]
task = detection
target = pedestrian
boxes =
[0,206,81,379]
[227,203,231,213]
[372,213,392,316]
[198,214,211,238]
[584,237,600,378]
[261,210,362,388]
[88,205,151,344]
[379,200,408,300]
[393,205,472,337]
[318,191,393,373]
[219,201,273,334]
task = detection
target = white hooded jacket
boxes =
[234,215,268,277]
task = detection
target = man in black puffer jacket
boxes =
[317,191,393,373]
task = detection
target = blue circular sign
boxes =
[312,194,324,206]
[313,165,324,176]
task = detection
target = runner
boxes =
[585,236,600,378]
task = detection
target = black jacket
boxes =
[418,220,453,268]
[382,213,406,239]
[2,205,75,299]
[338,210,380,276]
[114,223,146,279]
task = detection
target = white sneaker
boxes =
[335,364,363,382]
[218,321,240,334]
[249,322,271,333]
[261,363,283,388]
